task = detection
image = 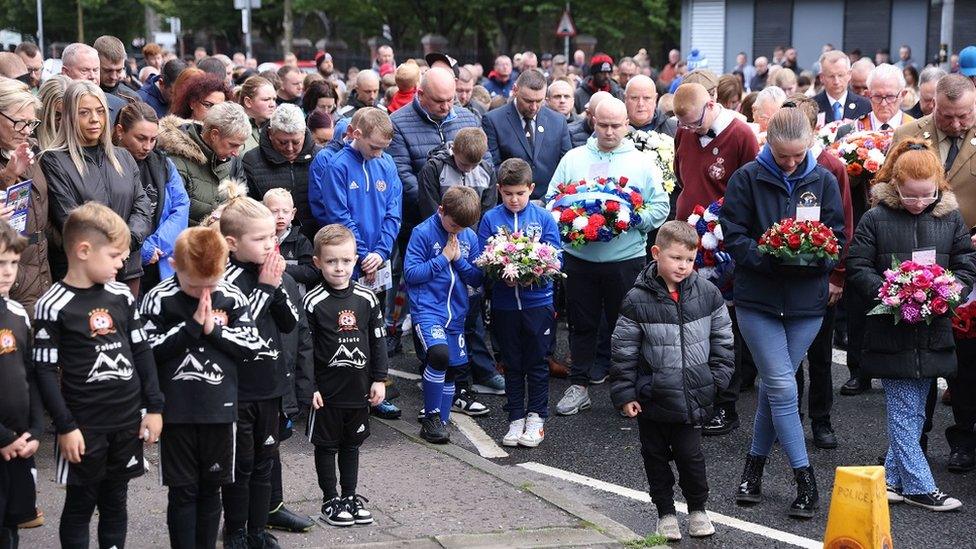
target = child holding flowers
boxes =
[847,138,976,511]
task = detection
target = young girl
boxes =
[40,80,152,293]
[216,180,299,547]
[847,138,976,511]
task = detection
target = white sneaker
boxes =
[688,510,715,537]
[518,413,545,447]
[502,419,525,447]
[656,514,681,541]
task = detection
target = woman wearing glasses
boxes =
[40,81,152,291]
[169,74,232,123]
[847,139,976,511]
[721,107,845,518]
[0,78,51,315]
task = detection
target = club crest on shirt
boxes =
[525,223,543,239]
[211,309,229,327]
[707,157,726,181]
[0,329,16,354]
[375,179,388,192]
[89,308,116,337]
[338,309,358,331]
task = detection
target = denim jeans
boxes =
[736,307,823,468]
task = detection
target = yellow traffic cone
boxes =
[823,466,893,549]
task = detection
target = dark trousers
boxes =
[167,483,222,549]
[942,339,976,451]
[844,286,870,381]
[222,400,278,537]
[460,293,497,387]
[59,478,129,549]
[314,446,359,500]
[492,306,554,420]
[717,306,755,420]
[637,417,708,517]
[563,255,644,386]
[797,304,836,423]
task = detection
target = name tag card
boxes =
[912,248,937,266]
[587,161,610,180]
[795,206,821,222]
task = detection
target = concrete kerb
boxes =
[376,417,643,545]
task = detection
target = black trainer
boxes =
[344,494,374,524]
[812,420,838,449]
[321,497,355,527]
[267,503,314,532]
[788,466,819,518]
[947,450,976,473]
[735,453,766,504]
[703,408,739,436]
[248,530,281,549]
[419,414,450,444]
[840,377,869,395]
[223,528,249,549]
[903,489,962,512]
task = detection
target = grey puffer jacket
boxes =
[847,182,976,380]
[610,262,734,425]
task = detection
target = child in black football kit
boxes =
[140,227,264,549]
[0,221,43,549]
[32,203,164,549]
[216,182,299,549]
[304,224,388,527]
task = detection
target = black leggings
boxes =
[59,479,129,549]
[167,483,222,549]
[314,446,360,500]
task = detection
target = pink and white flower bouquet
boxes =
[475,228,565,286]
[868,259,964,325]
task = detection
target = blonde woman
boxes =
[39,80,151,291]
[37,74,70,149]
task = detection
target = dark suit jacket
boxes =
[482,103,572,199]
[814,89,872,123]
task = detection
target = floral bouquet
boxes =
[869,259,964,325]
[952,300,976,339]
[547,176,649,248]
[828,130,893,178]
[628,130,677,194]
[687,199,734,297]
[816,120,846,148]
[474,228,565,286]
[757,218,840,266]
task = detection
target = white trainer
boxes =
[518,413,545,447]
[502,418,525,447]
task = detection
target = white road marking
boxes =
[832,348,846,366]
[451,414,509,459]
[388,368,422,381]
[518,461,822,549]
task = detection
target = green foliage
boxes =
[0,0,146,44]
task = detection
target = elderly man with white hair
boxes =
[626,75,676,136]
[751,86,786,134]
[836,63,913,139]
[61,42,127,125]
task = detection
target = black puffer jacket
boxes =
[41,145,152,282]
[610,262,735,425]
[243,128,322,242]
[847,182,976,379]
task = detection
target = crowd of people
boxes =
[1,31,976,547]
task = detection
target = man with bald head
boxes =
[547,79,577,123]
[672,82,758,434]
[61,42,126,125]
[547,97,670,415]
[850,58,874,97]
[484,55,515,98]
[341,69,380,117]
[626,75,675,136]
[568,90,611,147]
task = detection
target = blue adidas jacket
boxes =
[405,214,483,332]
[307,118,351,225]
[316,143,403,263]
[478,203,561,311]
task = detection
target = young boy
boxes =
[263,188,321,288]
[0,220,43,548]
[609,221,734,541]
[304,224,387,527]
[417,127,496,220]
[386,61,419,113]
[140,226,264,549]
[33,202,164,549]
[319,106,403,419]
[405,186,484,443]
[477,158,560,447]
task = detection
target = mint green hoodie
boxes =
[546,136,670,263]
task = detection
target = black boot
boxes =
[788,466,819,518]
[735,453,766,504]
[947,449,976,473]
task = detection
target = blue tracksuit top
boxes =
[318,143,403,263]
[477,203,561,311]
[405,213,483,332]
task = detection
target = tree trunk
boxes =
[76,0,84,43]
[282,0,293,56]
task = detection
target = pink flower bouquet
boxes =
[474,228,564,286]
[868,259,964,325]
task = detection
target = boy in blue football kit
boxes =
[477,159,561,448]
[404,186,484,443]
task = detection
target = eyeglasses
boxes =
[678,104,708,130]
[896,187,939,206]
[869,93,901,104]
[0,110,40,133]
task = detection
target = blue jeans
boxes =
[883,378,936,495]
[736,307,822,468]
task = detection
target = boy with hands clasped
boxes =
[609,221,734,542]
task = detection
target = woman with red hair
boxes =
[170,73,232,122]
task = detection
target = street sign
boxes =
[555,9,576,37]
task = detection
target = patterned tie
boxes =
[832,101,843,121]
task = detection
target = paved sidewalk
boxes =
[20,417,642,548]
